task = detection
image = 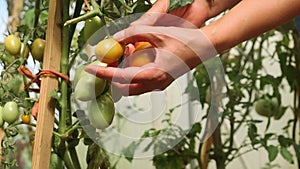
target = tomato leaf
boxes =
[280,147,294,164]
[49,90,59,100]
[168,0,194,12]
[122,142,140,162]
[266,145,278,162]
[86,143,110,169]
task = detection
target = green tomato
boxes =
[87,94,115,129]
[73,64,86,87]
[31,38,45,62]
[2,101,20,124]
[74,60,108,101]
[84,16,104,41]
[255,98,276,117]
[4,35,21,55]
[74,74,106,101]
[20,43,30,59]
[0,107,4,127]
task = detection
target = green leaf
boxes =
[248,123,260,147]
[24,9,35,28]
[79,53,89,61]
[168,0,194,12]
[280,147,294,164]
[122,142,140,162]
[49,90,59,100]
[86,143,110,169]
[278,135,293,147]
[50,152,64,169]
[266,145,278,162]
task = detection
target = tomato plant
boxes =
[1,0,299,169]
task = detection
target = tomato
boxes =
[20,43,30,59]
[84,16,104,41]
[75,75,106,101]
[4,35,21,55]
[31,38,45,62]
[0,107,4,127]
[87,94,115,129]
[95,38,124,64]
[73,64,86,87]
[134,42,152,51]
[74,61,107,101]
[129,51,154,67]
[2,101,20,124]
[110,85,122,102]
[255,98,278,117]
[21,114,31,124]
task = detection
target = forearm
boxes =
[207,0,241,19]
[202,0,300,53]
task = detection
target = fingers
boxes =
[111,77,173,96]
[84,64,166,84]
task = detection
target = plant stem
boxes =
[60,0,71,134]
[33,0,41,36]
[63,151,76,169]
[64,10,99,26]
[69,0,84,42]
[68,147,81,169]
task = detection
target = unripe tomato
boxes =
[21,114,31,124]
[4,35,21,55]
[74,61,107,101]
[2,101,20,124]
[31,38,45,62]
[0,107,4,127]
[84,16,104,41]
[73,64,86,87]
[20,43,30,59]
[255,98,278,117]
[87,94,115,129]
[95,38,124,64]
[75,75,106,101]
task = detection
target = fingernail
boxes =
[113,30,125,41]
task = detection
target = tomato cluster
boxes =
[74,61,115,129]
[4,35,45,62]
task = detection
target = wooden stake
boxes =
[32,0,62,169]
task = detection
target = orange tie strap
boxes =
[18,65,71,92]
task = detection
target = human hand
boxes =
[132,0,211,27]
[85,22,217,96]
[131,0,241,28]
